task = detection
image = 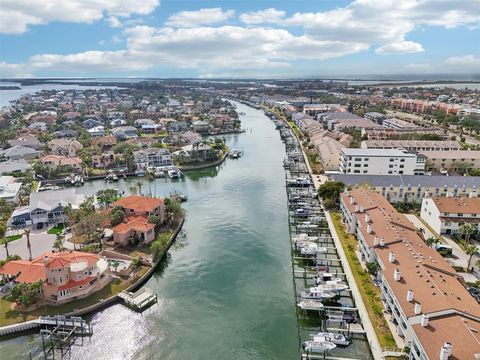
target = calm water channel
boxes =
[2,101,302,359]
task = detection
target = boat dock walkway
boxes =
[118,287,157,311]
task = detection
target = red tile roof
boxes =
[112,216,155,234]
[112,195,163,213]
[58,276,94,291]
[0,261,46,284]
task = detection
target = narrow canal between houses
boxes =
[2,101,301,359]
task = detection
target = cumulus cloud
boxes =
[444,54,480,67]
[284,0,480,51]
[165,8,234,28]
[240,8,285,25]
[375,41,424,54]
[0,61,32,77]
[0,0,160,34]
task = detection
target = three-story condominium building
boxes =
[420,197,480,236]
[339,148,423,175]
[339,188,480,360]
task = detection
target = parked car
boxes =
[435,244,453,256]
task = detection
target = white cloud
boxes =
[375,41,424,54]
[284,0,480,51]
[0,0,160,34]
[112,35,122,44]
[165,8,234,28]
[0,61,32,77]
[444,54,480,67]
[240,8,285,25]
[108,16,122,28]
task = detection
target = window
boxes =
[389,164,394,168]
[399,165,404,168]
[389,158,394,162]
[353,170,360,173]
[400,159,405,162]
[457,213,463,217]
[388,170,393,174]
[354,164,361,167]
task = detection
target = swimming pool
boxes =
[107,259,130,271]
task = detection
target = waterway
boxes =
[1,101,301,359]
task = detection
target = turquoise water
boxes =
[1,101,301,359]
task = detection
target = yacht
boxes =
[168,169,183,179]
[314,281,349,293]
[135,169,145,176]
[154,167,165,177]
[311,332,350,346]
[302,340,336,353]
[315,273,344,285]
[299,286,337,300]
[297,300,324,311]
[299,243,328,256]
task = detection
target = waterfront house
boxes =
[133,148,172,169]
[87,126,105,137]
[110,195,165,246]
[92,136,117,152]
[48,139,83,157]
[192,120,210,134]
[83,119,103,129]
[41,155,83,171]
[28,122,48,131]
[0,159,31,174]
[0,251,111,305]
[9,188,85,227]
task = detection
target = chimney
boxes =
[349,196,354,204]
[367,224,373,234]
[388,252,395,263]
[43,256,49,265]
[421,314,429,327]
[365,213,370,223]
[359,205,364,212]
[355,204,360,212]
[439,342,452,360]
[374,236,379,246]
[414,302,422,315]
[407,289,414,302]
[394,269,401,281]
[379,238,385,247]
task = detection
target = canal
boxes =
[2,101,301,359]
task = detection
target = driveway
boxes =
[1,228,56,260]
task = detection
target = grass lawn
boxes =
[330,212,396,348]
[5,235,22,242]
[47,224,64,235]
[0,265,151,327]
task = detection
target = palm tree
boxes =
[135,180,144,195]
[425,237,439,248]
[129,185,138,195]
[24,229,32,261]
[459,223,476,245]
[144,171,154,196]
[2,238,9,258]
[466,245,478,272]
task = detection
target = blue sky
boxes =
[1,0,479,78]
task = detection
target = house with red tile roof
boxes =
[41,155,82,170]
[110,195,165,246]
[0,251,110,304]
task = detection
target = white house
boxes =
[133,148,172,169]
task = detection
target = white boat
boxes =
[315,273,344,285]
[287,177,311,187]
[168,169,183,179]
[292,234,319,243]
[154,168,165,177]
[314,281,349,293]
[297,300,324,311]
[303,340,337,353]
[299,287,337,300]
[312,332,350,346]
[299,243,328,256]
[135,169,145,176]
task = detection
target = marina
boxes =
[271,111,374,359]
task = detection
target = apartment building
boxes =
[361,127,444,140]
[339,148,423,175]
[339,188,480,360]
[419,150,480,172]
[364,112,386,124]
[421,197,480,235]
[361,140,462,152]
[330,174,479,203]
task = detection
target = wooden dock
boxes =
[118,287,157,311]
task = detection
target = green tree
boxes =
[148,214,162,227]
[425,237,439,248]
[366,262,381,276]
[136,180,144,195]
[317,181,345,209]
[1,237,10,258]
[129,185,138,195]
[53,234,64,252]
[459,223,476,245]
[6,280,43,307]
[109,209,125,227]
[466,245,478,272]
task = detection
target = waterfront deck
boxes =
[118,287,157,311]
